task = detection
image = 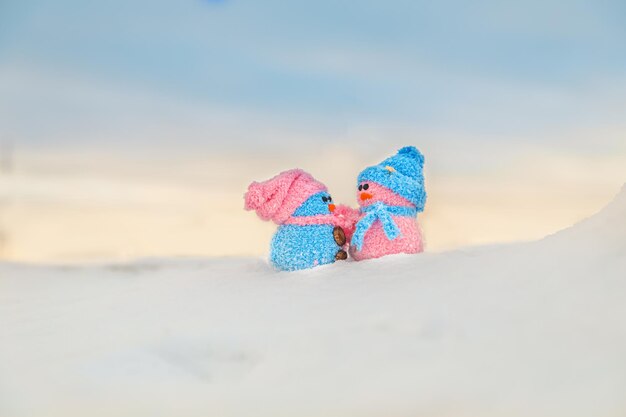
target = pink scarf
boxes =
[283,214,336,226]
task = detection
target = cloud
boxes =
[1,0,625,151]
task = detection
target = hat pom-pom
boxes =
[398,146,424,166]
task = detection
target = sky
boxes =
[0,0,625,262]
[1,0,625,152]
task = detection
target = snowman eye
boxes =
[358,185,363,191]
[363,183,369,190]
[321,196,328,203]
[328,196,332,202]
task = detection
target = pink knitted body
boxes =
[358,182,413,208]
[350,182,424,260]
[349,216,423,260]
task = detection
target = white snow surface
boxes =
[1,186,625,417]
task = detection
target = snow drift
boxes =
[1,186,625,417]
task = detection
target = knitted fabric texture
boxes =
[357,146,426,210]
[270,224,338,271]
[351,203,418,251]
[244,169,327,225]
[350,146,426,260]
[330,204,360,242]
[349,216,423,261]
[245,171,346,271]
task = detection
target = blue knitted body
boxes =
[270,224,338,271]
[268,191,339,271]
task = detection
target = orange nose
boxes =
[328,204,336,212]
[360,192,372,201]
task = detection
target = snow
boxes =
[1,185,625,417]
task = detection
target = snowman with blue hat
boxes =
[350,146,427,260]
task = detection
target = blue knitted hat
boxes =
[357,146,426,211]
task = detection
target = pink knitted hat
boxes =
[244,169,327,224]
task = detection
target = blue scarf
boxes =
[351,202,417,251]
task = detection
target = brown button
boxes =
[333,226,346,246]
[335,250,347,260]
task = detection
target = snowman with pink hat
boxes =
[244,169,356,271]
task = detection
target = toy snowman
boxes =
[245,169,353,271]
[350,146,427,260]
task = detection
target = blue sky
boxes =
[1,0,625,150]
